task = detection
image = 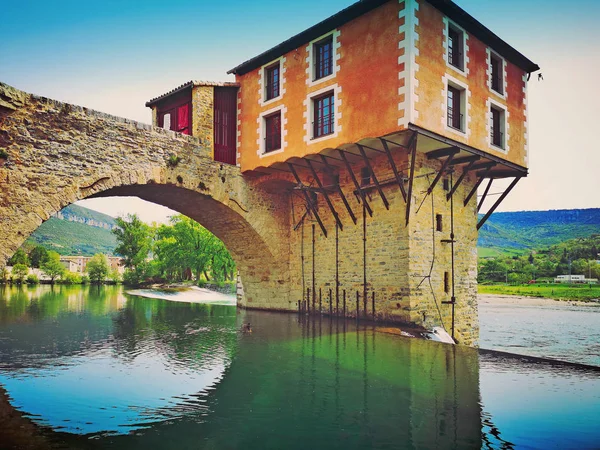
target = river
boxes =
[0,285,598,449]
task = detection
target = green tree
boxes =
[87,254,110,284]
[478,258,508,283]
[12,264,29,284]
[0,267,9,284]
[154,215,229,282]
[8,249,29,266]
[113,214,152,270]
[41,251,65,284]
[29,246,49,268]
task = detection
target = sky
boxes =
[2,0,599,222]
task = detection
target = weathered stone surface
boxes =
[0,82,480,345]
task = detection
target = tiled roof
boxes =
[145,80,239,107]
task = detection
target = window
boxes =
[444,272,450,293]
[448,24,464,70]
[264,112,281,153]
[160,112,171,130]
[436,214,443,232]
[447,85,463,131]
[265,62,280,101]
[490,53,503,95]
[313,92,334,138]
[314,35,333,80]
[157,103,190,135]
[490,106,505,149]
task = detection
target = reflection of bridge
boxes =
[0,82,291,312]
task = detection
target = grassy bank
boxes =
[478,283,600,301]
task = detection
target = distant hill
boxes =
[25,205,118,256]
[478,208,600,257]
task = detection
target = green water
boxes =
[0,285,598,449]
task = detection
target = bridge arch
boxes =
[0,82,292,310]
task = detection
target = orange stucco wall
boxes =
[414,1,528,168]
[237,1,404,172]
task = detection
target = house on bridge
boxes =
[143,0,539,344]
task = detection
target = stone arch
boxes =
[0,83,292,310]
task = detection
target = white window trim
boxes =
[441,74,471,138]
[303,83,342,145]
[486,48,507,100]
[305,30,341,87]
[522,73,529,166]
[486,97,510,155]
[256,104,287,158]
[259,56,286,107]
[442,17,469,77]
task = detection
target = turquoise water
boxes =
[0,285,598,449]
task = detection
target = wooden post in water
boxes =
[363,290,367,319]
[372,291,376,319]
[319,287,322,313]
[343,290,346,317]
[306,288,310,314]
[356,291,359,321]
[329,288,332,315]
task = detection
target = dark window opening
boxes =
[264,112,281,153]
[491,107,503,148]
[310,191,319,211]
[265,62,280,101]
[214,87,237,165]
[448,25,464,70]
[491,54,503,94]
[444,271,450,293]
[314,35,333,80]
[313,92,334,138]
[360,167,371,186]
[436,214,443,232]
[443,178,450,191]
[447,85,463,131]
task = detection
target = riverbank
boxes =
[478,293,600,307]
[478,283,600,302]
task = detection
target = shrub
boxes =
[60,271,82,285]
[80,275,90,285]
[0,149,8,160]
[167,154,181,167]
[26,274,40,285]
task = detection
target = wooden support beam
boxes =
[338,149,373,217]
[449,155,480,166]
[477,177,521,230]
[380,137,409,150]
[447,159,477,201]
[306,159,344,231]
[426,146,459,160]
[463,164,495,206]
[428,152,456,195]
[405,132,418,225]
[379,137,407,202]
[320,155,357,224]
[356,143,386,154]
[357,143,389,210]
[476,169,524,179]
[470,161,497,172]
[288,163,328,237]
[477,178,493,213]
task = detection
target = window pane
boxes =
[313,92,335,138]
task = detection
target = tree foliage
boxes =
[41,251,65,284]
[12,264,28,283]
[8,249,29,267]
[112,214,153,270]
[87,254,110,283]
[479,235,600,284]
[29,246,49,268]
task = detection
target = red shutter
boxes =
[177,104,190,135]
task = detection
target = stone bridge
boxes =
[0,82,292,310]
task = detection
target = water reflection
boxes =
[0,286,599,449]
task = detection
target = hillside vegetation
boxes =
[478,208,600,256]
[25,205,117,256]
